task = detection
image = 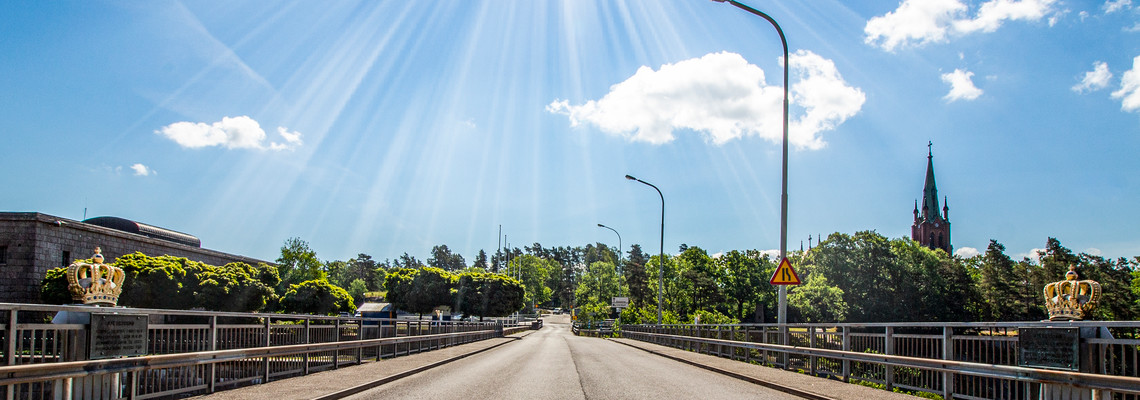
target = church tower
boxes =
[912,143,951,254]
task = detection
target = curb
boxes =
[314,331,534,400]
[607,338,837,400]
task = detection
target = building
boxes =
[912,145,952,254]
[0,212,270,304]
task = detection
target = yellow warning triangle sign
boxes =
[770,257,801,285]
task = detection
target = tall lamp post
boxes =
[712,0,790,329]
[596,223,622,272]
[625,174,664,324]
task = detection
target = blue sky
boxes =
[2,0,1138,264]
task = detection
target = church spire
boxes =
[922,141,942,222]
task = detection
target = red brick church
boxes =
[912,143,951,254]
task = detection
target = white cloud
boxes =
[759,249,782,259]
[129,163,153,176]
[547,51,864,149]
[954,0,1058,34]
[1079,10,1091,20]
[1085,247,1103,256]
[1127,22,1140,32]
[864,0,966,51]
[941,69,984,101]
[1103,0,1132,13]
[269,127,303,151]
[865,0,1059,51]
[1112,55,1140,112]
[156,116,302,151]
[1072,61,1113,93]
[954,247,980,258]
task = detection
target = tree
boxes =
[474,250,489,270]
[116,252,194,309]
[393,252,424,269]
[346,279,369,309]
[385,267,457,316]
[40,267,72,305]
[575,261,623,308]
[625,244,651,308]
[276,237,324,293]
[789,272,847,322]
[428,245,467,271]
[514,255,555,311]
[279,279,355,315]
[190,262,276,312]
[720,250,774,322]
[677,246,722,315]
[455,272,525,320]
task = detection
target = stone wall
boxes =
[0,212,271,304]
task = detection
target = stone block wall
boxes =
[0,212,271,304]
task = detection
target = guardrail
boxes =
[0,303,502,399]
[622,321,1140,400]
[572,320,613,337]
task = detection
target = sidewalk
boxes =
[608,338,920,400]
[191,331,534,400]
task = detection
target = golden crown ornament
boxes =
[66,247,126,306]
[1043,265,1101,321]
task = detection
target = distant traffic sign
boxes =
[612,297,629,308]
[770,257,801,285]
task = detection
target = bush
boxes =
[280,279,355,315]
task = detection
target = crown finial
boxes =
[1044,264,1100,320]
[66,247,125,307]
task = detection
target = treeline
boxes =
[44,232,1138,323]
[41,251,355,315]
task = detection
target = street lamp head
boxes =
[711,0,728,2]
[625,174,636,181]
[597,223,604,228]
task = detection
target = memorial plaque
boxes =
[1019,327,1079,371]
[88,313,148,359]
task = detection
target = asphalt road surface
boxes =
[342,314,801,400]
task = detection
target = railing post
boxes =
[842,326,851,382]
[781,324,789,370]
[302,319,310,375]
[207,315,217,393]
[942,326,953,400]
[356,318,363,365]
[7,309,16,400]
[885,326,895,391]
[744,326,751,364]
[809,326,817,376]
[333,319,341,369]
[262,317,270,384]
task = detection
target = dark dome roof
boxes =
[83,216,201,248]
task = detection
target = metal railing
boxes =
[622,321,1140,399]
[0,303,507,399]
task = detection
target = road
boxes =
[342,314,801,400]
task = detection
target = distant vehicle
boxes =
[553,308,563,314]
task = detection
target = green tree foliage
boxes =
[190,262,277,312]
[41,252,280,313]
[279,279,355,315]
[384,267,457,316]
[455,272,525,320]
[788,272,847,322]
[720,250,775,322]
[575,261,624,308]
[346,278,369,309]
[40,266,72,304]
[677,246,722,314]
[624,244,651,308]
[474,250,489,270]
[513,255,555,310]
[428,245,467,271]
[276,237,324,293]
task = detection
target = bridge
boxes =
[2,303,1140,399]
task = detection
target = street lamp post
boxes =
[597,223,622,273]
[625,174,664,325]
[712,0,790,329]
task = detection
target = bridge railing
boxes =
[0,303,501,399]
[622,321,1140,399]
